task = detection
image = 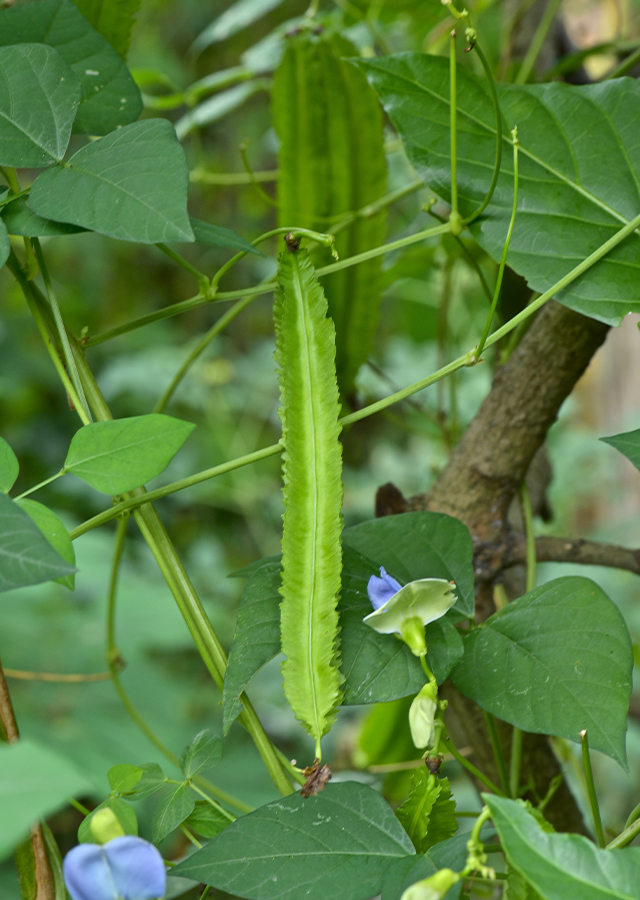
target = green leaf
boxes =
[190,0,286,54]
[152,783,195,844]
[275,248,343,751]
[107,764,143,794]
[0,739,91,861]
[0,218,9,269]
[71,0,141,58]
[64,414,195,494]
[179,730,223,778]
[505,864,544,900]
[0,436,18,492]
[0,44,80,167]
[358,53,640,326]
[1,196,87,237]
[274,32,387,397]
[485,795,640,900]
[122,762,166,800]
[15,498,76,590]
[78,798,138,842]
[29,120,194,243]
[0,493,76,593]
[172,782,415,900]
[184,801,231,839]
[396,772,458,854]
[451,577,632,766]
[342,511,475,619]
[0,0,142,135]
[189,217,262,255]
[223,561,281,734]
[600,427,640,470]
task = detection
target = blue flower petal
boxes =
[367,566,402,610]
[63,837,166,900]
[63,844,119,900]
[105,837,166,899]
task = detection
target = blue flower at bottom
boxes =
[63,836,166,900]
[367,566,402,610]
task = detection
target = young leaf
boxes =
[152,783,195,845]
[107,764,143,794]
[122,762,166,800]
[189,217,262,255]
[451,577,633,767]
[358,53,640,326]
[179,730,223,778]
[601,427,640,470]
[172,782,415,900]
[29,120,194,244]
[0,44,80,167]
[184,801,231,839]
[273,32,387,398]
[78,798,138,843]
[0,740,92,861]
[175,81,270,139]
[15,499,76,590]
[0,493,76,594]
[71,0,141,59]
[0,0,142,135]
[0,437,18,492]
[274,247,344,753]
[1,196,87,237]
[396,772,458,854]
[485,795,640,900]
[64,414,195,495]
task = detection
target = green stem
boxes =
[156,243,212,296]
[441,730,506,796]
[6,250,91,423]
[483,712,510,795]
[449,28,461,234]
[14,470,65,500]
[69,443,282,539]
[154,295,254,413]
[580,729,606,847]
[468,805,492,847]
[520,481,536,593]
[474,129,519,360]
[605,45,640,79]
[464,42,503,224]
[514,0,564,84]
[190,168,278,185]
[624,799,640,830]
[189,783,236,821]
[607,817,640,849]
[73,348,293,797]
[509,726,523,798]
[32,239,92,422]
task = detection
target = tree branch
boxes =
[505,534,640,575]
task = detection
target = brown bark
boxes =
[378,301,611,833]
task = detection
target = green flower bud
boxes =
[400,868,460,900]
[89,807,125,844]
[409,681,438,749]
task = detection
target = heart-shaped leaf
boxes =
[64,414,195,494]
[0,493,76,593]
[451,577,632,766]
[29,120,194,244]
[601,427,640,471]
[358,53,640,325]
[0,0,142,135]
[0,44,80,167]
[172,782,415,900]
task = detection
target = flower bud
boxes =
[409,681,438,749]
[400,868,460,900]
[89,807,125,844]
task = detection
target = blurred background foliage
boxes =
[2,0,640,895]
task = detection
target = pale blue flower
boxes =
[367,566,402,610]
[63,836,166,900]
